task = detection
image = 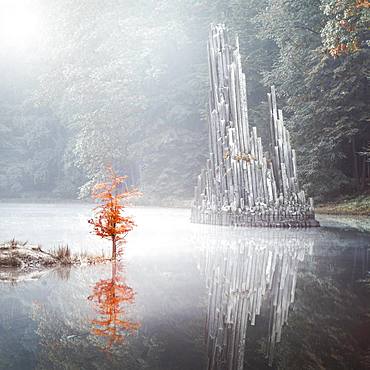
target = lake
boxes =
[0,203,369,370]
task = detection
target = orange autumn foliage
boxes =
[88,261,140,348]
[88,167,140,259]
[329,42,349,56]
[356,0,370,9]
[326,0,367,57]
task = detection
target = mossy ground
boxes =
[316,194,370,216]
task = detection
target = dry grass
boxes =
[1,238,28,249]
[76,249,111,265]
[52,245,112,265]
[55,244,71,259]
[1,239,113,268]
[52,244,72,265]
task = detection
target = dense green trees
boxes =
[36,0,212,202]
[255,0,369,198]
[0,0,368,201]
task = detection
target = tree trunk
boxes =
[361,156,366,190]
[112,237,117,260]
[112,259,117,280]
[352,137,359,189]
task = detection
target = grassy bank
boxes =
[316,194,370,216]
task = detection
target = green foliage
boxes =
[254,0,369,198]
[0,101,72,197]
[317,193,370,215]
[321,0,370,56]
[0,0,368,202]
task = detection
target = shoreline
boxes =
[1,197,369,216]
[316,194,370,216]
[0,240,112,283]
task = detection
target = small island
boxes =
[0,240,62,282]
[0,239,110,283]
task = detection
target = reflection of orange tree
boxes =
[88,261,140,349]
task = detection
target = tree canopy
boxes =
[0,0,368,202]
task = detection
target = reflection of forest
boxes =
[9,240,205,370]
[201,227,370,370]
[24,255,204,370]
[1,225,369,369]
[27,262,142,370]
[88,260,140,348]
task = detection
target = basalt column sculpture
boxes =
[191,24,319,227]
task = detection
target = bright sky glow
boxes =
[0,1,42,51]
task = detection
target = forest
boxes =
[0,0,369,205]
[1,2,370,369]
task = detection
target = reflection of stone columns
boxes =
[201,229,313,369]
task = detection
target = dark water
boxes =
[0,204,369,370]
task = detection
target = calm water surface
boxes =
[0,203,369,370]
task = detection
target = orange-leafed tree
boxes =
[88,167,140,259]
[88,261,140,349]
[321,0,369,57]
